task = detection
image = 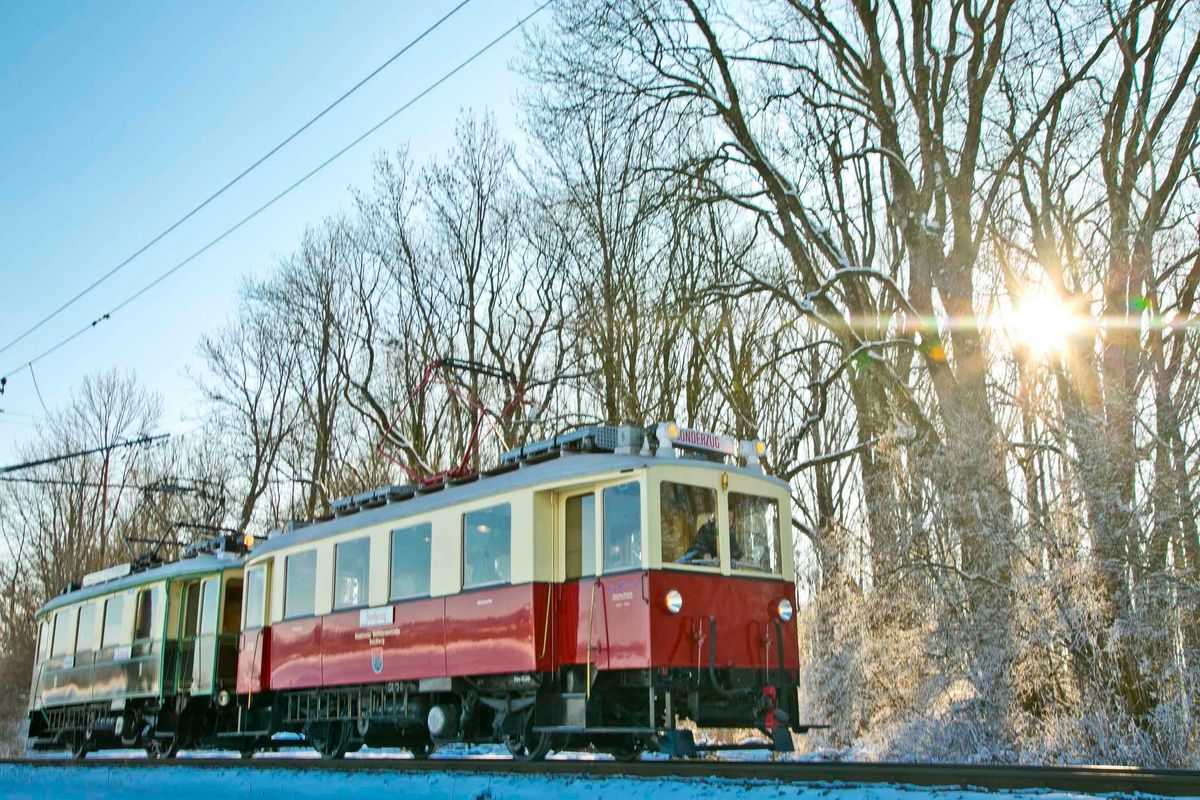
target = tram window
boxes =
[134,587,161,641]
[75,603,97,654]
[565,493,596,579]
[390,522,432,600]
[101,596,125,648]
[603,482,642,572]
[182,582,202,638]
[50,609,74,658]
[661,482,720,567]
[222,580,243,634]
[729,493,782,574]
[334,537,371,610]
[463,504,511,589]
[243,568,267,630]
[199,579,220,636]
[284,550,317,619]
[37,622,49,662]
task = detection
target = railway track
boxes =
[3,756,1197,796]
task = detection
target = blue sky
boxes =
[0,0,543,461]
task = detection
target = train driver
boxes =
[679,516,742,565]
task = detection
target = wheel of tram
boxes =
[67,733,89,761]
[307,720,354,760]
[145,732,182,760]
[503,711,554,762]
[610,736,646,762]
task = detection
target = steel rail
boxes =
[2,757,1197,795]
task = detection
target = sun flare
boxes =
[1003,289,1082,356]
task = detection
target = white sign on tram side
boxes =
[81,563,132,588]
[359,606,395,628]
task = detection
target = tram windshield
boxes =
[729,492,782,574]
[602,482,642,572]
[661,482,720,567]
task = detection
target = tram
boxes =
[28,422,806,760]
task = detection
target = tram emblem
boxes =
[371,647,384,675]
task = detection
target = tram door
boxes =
[192,577,221,694]
[173,580,203,694]
[216,578,243,691]
[175,575,225,695]
[559,490,609,671]
[237,564,270,696]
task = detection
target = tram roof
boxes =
[37,553,237,618]
[250,452,788,561]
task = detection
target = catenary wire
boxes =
[0,0,474,361]
[0,1,551,387]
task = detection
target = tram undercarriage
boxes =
[212,666,804,761]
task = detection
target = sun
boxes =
[1003,289,1082,356]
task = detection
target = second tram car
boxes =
[26,538,246,758]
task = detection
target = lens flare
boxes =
[1004,289,1082,356]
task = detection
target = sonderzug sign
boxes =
[674,427,735,455]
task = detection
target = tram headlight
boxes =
[217,689,232,708]
[775,599,793,622]
[664,589,683,614]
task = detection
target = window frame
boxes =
[658,479,722,572]
[332,536,372,612]
[601,480,644,574]
[74,602,97,655]
[50,607,76,658]
[101,594,125,649]
[133,585,161,642]
[242,565,268,631]
[36,621,49,663]
[461,503,513,590]
[389,521,433,602]
[284,549,319,620]
[199,577,220,636]
[564,490,598,580]
[727,491,784,577]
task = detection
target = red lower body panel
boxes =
[558,571,797,673]
[445,584,550,676]
[236,628,270,695]
[239,574,796,694]
[647,571,799,671]
[321,597,446,686]
[269,617,322,689]
[557,574,651,670]
[256,584,553,692]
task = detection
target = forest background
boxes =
[2,0,1198,766]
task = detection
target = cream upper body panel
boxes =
[246,453,792,626]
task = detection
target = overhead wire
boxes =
[0,0,475,361]
[0,433,169,475]
[0,1,551,388]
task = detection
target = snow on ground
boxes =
[2,763,1194,800]
[30,742,827,762]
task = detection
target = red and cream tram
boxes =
[28,423,805,760]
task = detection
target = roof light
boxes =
[739,439,766,472]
